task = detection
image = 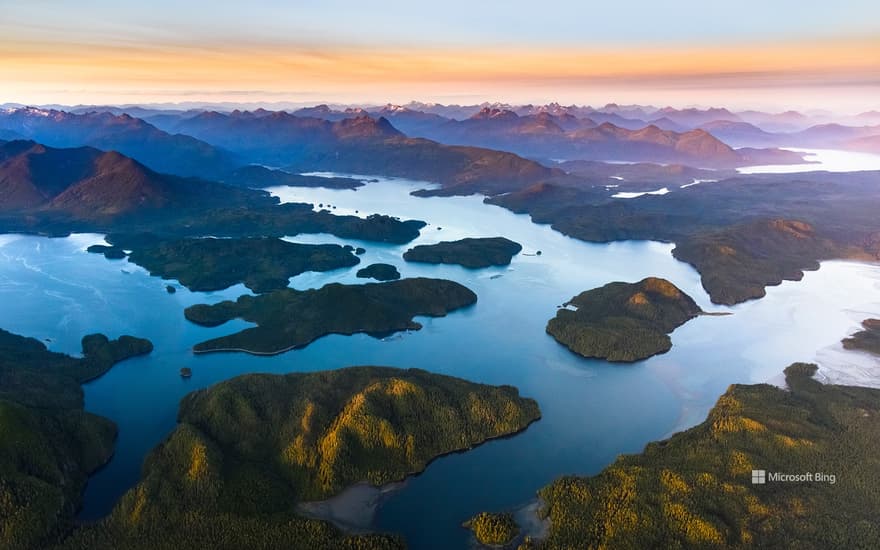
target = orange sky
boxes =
[3,36,878,110]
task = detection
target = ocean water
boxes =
[0,170,878,549]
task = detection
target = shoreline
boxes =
[296,481,408,533]
[192,343,305,356]
[512,498,550,543]
[296,414,542,533]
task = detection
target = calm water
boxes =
[737,147,880,174]
[1,170,879,549]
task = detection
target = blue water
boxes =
[1,176,879,549]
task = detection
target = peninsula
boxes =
[842,318,880,355]
[62,366,540,549]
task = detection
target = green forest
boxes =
[356,263,402,281]
[531,363,880,549]
[89,234,360,293]
[465,512,520,546]
[184,277,477,354]
[0,329,153,550]
[403,237,523,268]
[546,277,702,362]
[62,366,540,549]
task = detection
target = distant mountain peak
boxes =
[332,115,403,139]
[471,107,518,120]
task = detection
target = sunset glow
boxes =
[2,0,878,110]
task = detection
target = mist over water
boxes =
[0,168,878,548]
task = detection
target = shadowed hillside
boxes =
[0,330,152,550]
[0,108,237,178]
[0,140,426,244]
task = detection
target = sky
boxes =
[1,0,879,112]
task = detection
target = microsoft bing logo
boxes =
[751,470,766,484]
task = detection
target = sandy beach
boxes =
[296,480,408,533]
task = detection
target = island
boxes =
[86,243,127,259]
[526,363,880,549]
[184,278,477,354]
[403,237,523,268]
[62,366,540,549]
[464,512,520,547]
[88,234,361,293]
[842,318,880,355]
[0,329,152,550]
[546,277,702,362]
[356,263,401,281]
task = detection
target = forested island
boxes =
[88,234,360,293]
[403,237,523,268]
[842,318,880,356]
[464,512,520,547]
[546,277,702,362]
[356,263,401,281]
[61,367,540,549]
[184,278,477,354]
[0,329,152,550]
[524,363,880,549]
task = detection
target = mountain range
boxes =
[0,140,255,221]
[2,102,878,204]
[0,108,237,178]
[147,110,560,194]
[364,107,803,168]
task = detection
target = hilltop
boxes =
[61,367,540,549]
[0,140,425,243]
[0,140,259,221]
